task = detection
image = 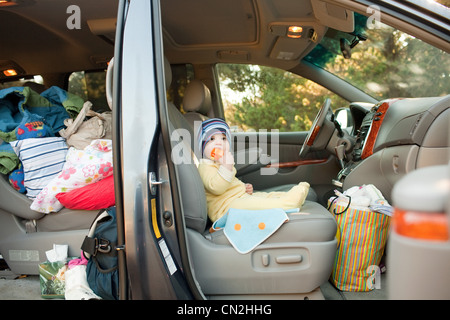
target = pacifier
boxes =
[210,148,224,160]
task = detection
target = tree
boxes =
[218,64,347,132]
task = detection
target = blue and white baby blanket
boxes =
[211,208,296,254]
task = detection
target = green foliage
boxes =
[334,26,450,99]
[218,64,347,132]
[68,70,110,113]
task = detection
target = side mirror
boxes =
[334,108,353,130]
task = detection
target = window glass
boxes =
[0,75,45,90]
[304,13,449,100]
[68,71,109,112]
[68,65,195,114]
[216,63,348,132]
[167,63,195,112]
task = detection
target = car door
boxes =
[115,0,194,299]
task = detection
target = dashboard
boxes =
[335,95,450,202]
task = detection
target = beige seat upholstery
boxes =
[182,79,212,127]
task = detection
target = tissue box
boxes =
[39,260,68,299]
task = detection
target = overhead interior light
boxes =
[0,61,26,79]
[287,26,303,39]
[3,69,18,77]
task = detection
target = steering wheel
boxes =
[299,98,331,158]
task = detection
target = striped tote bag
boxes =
[328,198,391,291]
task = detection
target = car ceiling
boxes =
[163,0,354,68]
[0,0,357,78]
[0,0,117,77]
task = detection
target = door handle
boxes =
[149,172,165,195]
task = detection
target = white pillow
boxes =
[30,139,113,213]
[10,137,68,199]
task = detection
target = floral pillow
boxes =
[30,139,113,213]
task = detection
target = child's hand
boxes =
[245,183,253,195]
[217,150,234,170]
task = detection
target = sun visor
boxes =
[311,0,354,32]
[87,18,117,45]
[268,23,324,61]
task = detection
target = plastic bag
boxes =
[328,185,392,291]
[59,101,112,150]
[39,260,68,299]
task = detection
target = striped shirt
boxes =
[10,137,68,199]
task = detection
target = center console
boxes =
[332,102,387,188]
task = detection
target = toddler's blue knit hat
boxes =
[197,118,232,156]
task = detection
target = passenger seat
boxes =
[164,58,337,298]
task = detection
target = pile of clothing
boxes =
[0,86,114,213]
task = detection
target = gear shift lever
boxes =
[335,144,346,169]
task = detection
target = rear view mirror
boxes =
[334,108,353,129]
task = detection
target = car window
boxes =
[0,75,45,90]
[216,63,348,132]
[167,63,195,111]
[68,70,109,113]
[304,12,449,100]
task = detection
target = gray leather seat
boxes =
[263,183,319,202]
[207,200,335,245]
[165,58,337,297]
[0,174,98,230]
[0,149,97,276]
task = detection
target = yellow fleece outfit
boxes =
[198,158,310,222]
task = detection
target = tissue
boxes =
[45,244,68,262]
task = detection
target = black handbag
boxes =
[81,206,119,300]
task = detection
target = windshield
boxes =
[303,12,449,100]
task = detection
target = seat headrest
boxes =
[183,79,212,115]
[23,81,47,94]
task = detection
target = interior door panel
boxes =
[232,131,340,203]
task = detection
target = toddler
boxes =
[197,118,310,222]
